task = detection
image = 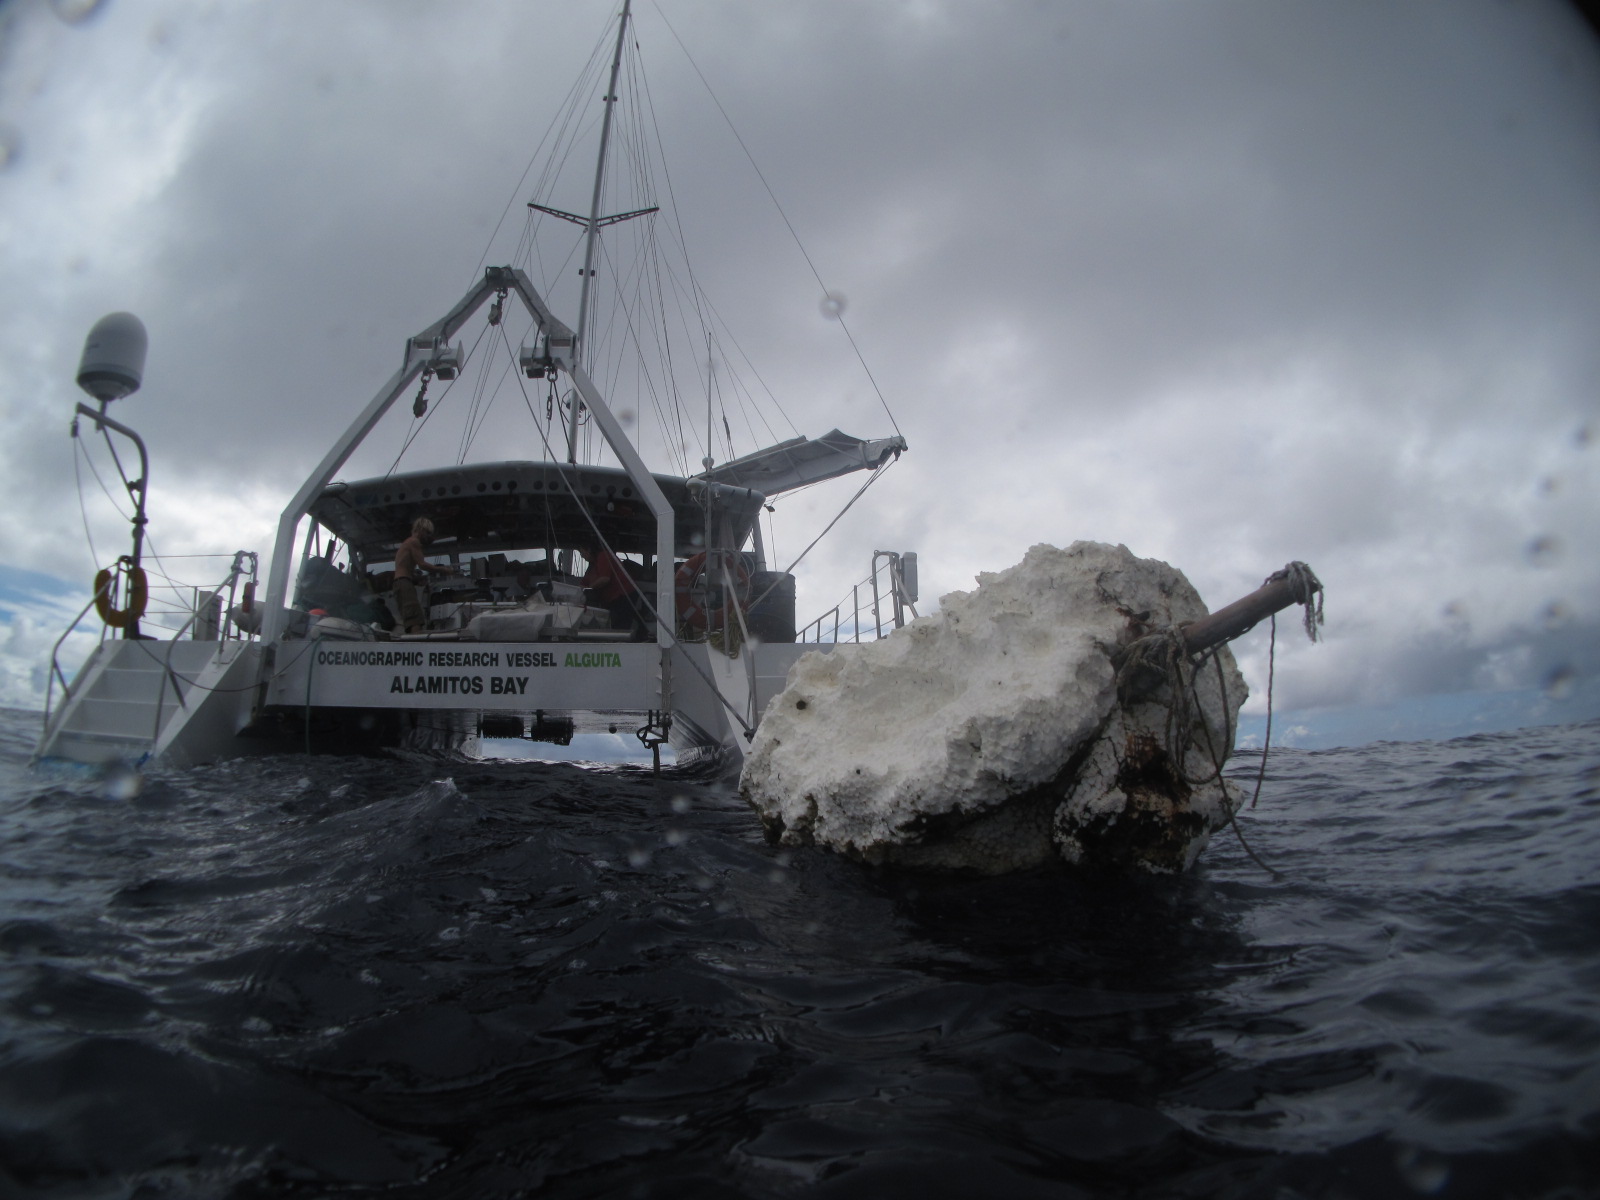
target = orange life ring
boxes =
[93,558,148,629]
[675,551,750,631]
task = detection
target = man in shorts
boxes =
[394,518,451,634]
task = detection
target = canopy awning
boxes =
[695,430,906,496]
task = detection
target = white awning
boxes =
[696,430,906,496]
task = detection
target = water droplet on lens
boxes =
[1575,423,1593,448]
[665,828,686,846]
[618,407,636,426]
[670,794,692,814]
[627,847,652,868]
[0,125,20,171]
[1394,1143,1450,1194]
[101,763,143,801]
[49,0,108,24]
[1524,535,1562,567]
[1542,601,1570,631]
[819,291,847,319]
[1544,664,1576,700]
[1538,474,1561,496]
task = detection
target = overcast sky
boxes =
[2,0,1597,731]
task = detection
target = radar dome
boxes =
[77,312,147,402]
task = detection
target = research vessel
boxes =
[36,1,914,770]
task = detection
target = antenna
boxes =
[77,312,147,402]
[74,313,152,639]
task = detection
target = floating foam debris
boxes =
[740,541,1249,875]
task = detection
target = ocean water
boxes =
[1,708,1596,1199]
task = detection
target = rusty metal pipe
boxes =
[1180,567,1321,656]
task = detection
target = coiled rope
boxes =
[1114,561,1326,878]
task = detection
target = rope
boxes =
[1110,560,1327,879]
[1272,560,1324,642]
[1248,615,1277,811]
[70,430,101,568]
[75,427,132,519]
[649,1,903,442]
[500,325,756,739]
[1170,641,1280,879]
[744,456,897,618]
[1196,646,1280,879]
[120,610,312,698]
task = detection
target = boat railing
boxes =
[40,551,261,739]
[41,591,108,735]
[136,550,261,643]
[799,550,919,645]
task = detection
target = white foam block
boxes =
[740,542,1247,874]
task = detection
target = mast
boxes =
[569,0,633,464]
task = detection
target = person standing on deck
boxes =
[395,518,451,634]
[581,543,646,639]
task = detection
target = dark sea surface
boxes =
[1,707,1597,1199]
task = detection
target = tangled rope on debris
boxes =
[1112,561,1328,878]
[1270,560,1324,643]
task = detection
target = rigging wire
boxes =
[750,454,899,615]
[457,348,521,465]
[76,422,187,608]
[502,20,816,484]
[471,15,620,287]
[630,44,798,454]
[590,233,686,476]
[385,322,491,476]
[649,0,904,442]
[496,322,755,737]
[580,33,800,476]
[71,436,110,566]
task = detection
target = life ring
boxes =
[93,557,148,629]
[675,551,750,631]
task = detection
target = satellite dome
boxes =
[77,312,147,402]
